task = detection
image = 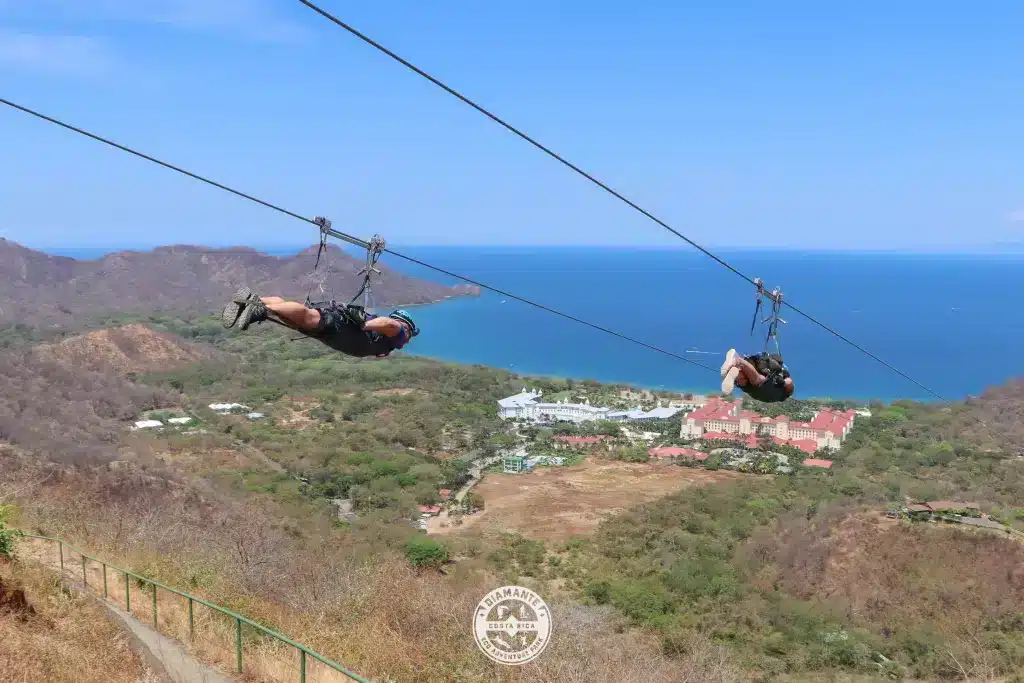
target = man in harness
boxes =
[221,287,418,358]
[720,349,794,402]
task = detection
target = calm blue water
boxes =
[43,246,1024,402]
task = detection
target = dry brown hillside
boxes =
[0,560,158,683]
[0,327,180,464]
[754,511,1024,618]
[0,239,478,326]
[30,324,212,375]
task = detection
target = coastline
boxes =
[398,348,898,406]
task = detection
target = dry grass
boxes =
[4,462,744,683]
[0,559,159,683]
[21,537,743,683]
[433,458,746,541]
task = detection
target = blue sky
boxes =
[0,0,1021,250]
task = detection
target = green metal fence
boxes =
[24,533,373,683]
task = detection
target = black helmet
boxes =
[389,309,419,337]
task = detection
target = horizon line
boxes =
[22,242,1024,255]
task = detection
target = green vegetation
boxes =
[6,311,1024,681]
[0,504,22,559]
[551,400,1024,680]
[405,536,450,569]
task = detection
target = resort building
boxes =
[497,388,682,424]
[678,398,856,454]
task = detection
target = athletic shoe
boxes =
[720,349,738,378]
[221,286,253,328]
[238,300,269,331]
[721,367,740,394]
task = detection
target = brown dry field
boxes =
[431,458,747,541]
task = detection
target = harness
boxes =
[747,278,791,394]
[268,217,391,343]
[750,278,786,357]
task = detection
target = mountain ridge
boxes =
[0,238,478,326]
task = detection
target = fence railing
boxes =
[23,533,373,683]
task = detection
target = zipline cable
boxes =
[294,0,953,405]
[0,96,717,373]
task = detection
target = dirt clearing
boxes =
[432,458,745,541]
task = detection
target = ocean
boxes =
[42,246,1024,403]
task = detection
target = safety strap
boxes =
[751,278,786,356]
[348,235,386,312]
[304,216,333,307]
[750,278,765,337]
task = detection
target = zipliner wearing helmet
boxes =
[720,349,794,402]
[221,287,419,358]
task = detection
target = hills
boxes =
[28,324,214,375]
[0,239,479,326]
[4,315,1024,681]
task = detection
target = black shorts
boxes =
[308,302,365,351]
[307,302,388,357]
[309,301,361,336]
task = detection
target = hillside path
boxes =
[23,541,233,683]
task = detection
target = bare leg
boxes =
[732,356,766,387]
[260,297,321,331]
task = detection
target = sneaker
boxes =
[720,349,738,378]
[238,300,269,331]
[721,367,740,394]
[221,286,254,328]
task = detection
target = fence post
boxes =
[58,540,64,571]
[152,584,158,630]
[187,598,194,640]
[235,618,243,673]
[300,650,307,683]
[82,555,87,589]
[125,573,131,613]
[103,564,108,598]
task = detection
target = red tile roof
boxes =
[438,489,452,500]
[786,439,820,454]
[926,501,980,511]
[686,402,859,455]
[702,432,760,448]
[802,458,833,469]
[648,446,704,459]
[417,505,442,514]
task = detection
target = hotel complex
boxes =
[679,398,855,454]
[497,390,855,454]
[497,388,682,424]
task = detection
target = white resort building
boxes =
[497,388,682,424]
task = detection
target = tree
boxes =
[405,536,449,569]
[0,505,22,560]
[464,491,485,511]
[615,446,650,463]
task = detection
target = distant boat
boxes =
[500,300,506,304]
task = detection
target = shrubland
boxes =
[2,315,1024,681]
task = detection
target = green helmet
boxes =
[389,309,419,337]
